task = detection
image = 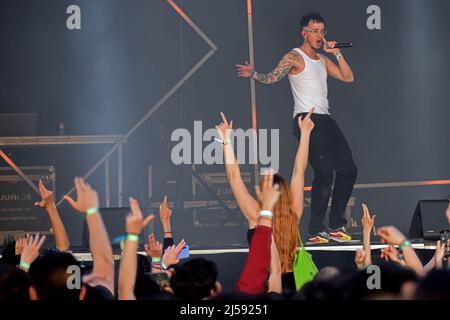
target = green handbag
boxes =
[293,234,318,291]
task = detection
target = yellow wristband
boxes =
[86,207,99,216]
[127,234,139,242]
[20,261,30,270]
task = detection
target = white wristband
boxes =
[260,210,273,218]
[214,138,231,145]
[334,52,343,61]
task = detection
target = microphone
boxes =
[334,42,354,48]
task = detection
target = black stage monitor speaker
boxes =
[82,207,152,252]
[409,200,449,240]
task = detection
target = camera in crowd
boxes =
[440,230,450,259]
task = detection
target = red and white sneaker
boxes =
[328,227,352,242]
[307,231,330,244]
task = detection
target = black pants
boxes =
[294,113,357,235]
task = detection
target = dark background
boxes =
[0,0,449,248]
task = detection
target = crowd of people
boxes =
[0,112,449,301]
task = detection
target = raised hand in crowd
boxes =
[215,112,260,228]
[377,226,407,245]
[423,240,447,273]
[145,233,164,274]
[215,112,233,143]
[160,195,173,241]
[162,239,186,269]
[380,245,405,265]
[298,107,315,133]
[434,240,446,270]
[119,197,154,300]
[15,237,26,256]
[236,171,279,295]
[34,180,55,209]
[19,234,46,273]
[35,179,70,251]
[291,108,315,220]
[446,202,450,226]
[354,249,367,270]
[255,170,281,214]
[63,177,99,213]
[268,236,282,294]
[362,204,376,235]
[126,197,154,235]
[64,177,115,294]
[145,233,163,259]
[361,203,376,268]
[377,226,424,276]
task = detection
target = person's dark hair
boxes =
[0,264,34,300]
[295,268,342,300]
[313,266,340,282]
[170,258,218,300]
[342,262,419,300]
[300,12,325,30]
[414,270,450,300]
[84,284,115,301]
[295,278,343,300]
[134,254,161,299]
[28,250,81,300]
[1,240,20,266]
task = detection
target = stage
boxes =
[69,242,436,291]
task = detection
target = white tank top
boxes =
[288,48,330,116]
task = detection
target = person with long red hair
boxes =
[215,109,314,292]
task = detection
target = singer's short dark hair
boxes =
[300,12,325,29]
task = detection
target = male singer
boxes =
[236,12,357,243]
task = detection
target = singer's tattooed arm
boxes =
[253,51,298,85]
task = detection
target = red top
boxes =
[235,225,272,295]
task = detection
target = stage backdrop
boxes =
[0,0,449,247]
